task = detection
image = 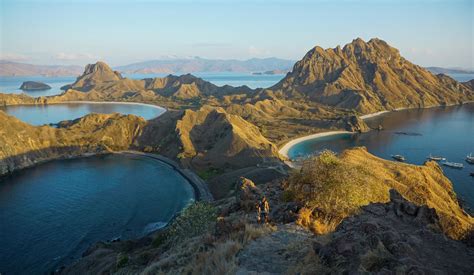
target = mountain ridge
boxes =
[271,38,473,114]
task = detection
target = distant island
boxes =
[19,81,51,91]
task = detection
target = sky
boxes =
[0,0,472,68]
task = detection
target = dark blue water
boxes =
[0,154,194,274]
[288,104,474,208]
[0,102,165,126]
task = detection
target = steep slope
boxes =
[288,148,473,240]
[272,38,473,114]
[62,61,124,91]
[138,106,281,170]
[0,111,146,175]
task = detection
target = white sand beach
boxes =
[278,130,352,159]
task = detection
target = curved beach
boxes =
[279,131,352,159]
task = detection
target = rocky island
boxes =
[19,81,51,91]
[1,38,473,274]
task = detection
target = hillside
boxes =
[287,148,473,240]
[60,149,474,274]
[272,38,473,114]
[0,61,83,76]
[137,105,281,170]
[115,57,294,74]
[0,111,146,175]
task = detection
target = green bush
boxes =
[116,253,129,269]
[152,232,167,248]
[166,202,218,244]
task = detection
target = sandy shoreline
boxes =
[278,131,352,158]
[278,101,474,160]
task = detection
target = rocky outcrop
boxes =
[272,38,474,114]
[290,147,473,240]
[61,61,123,91]
[0,111,146,176]
[19,81,51,91]
[312,189,474,273]
[463,79,474,90]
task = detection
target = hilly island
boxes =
[1,37,474,274]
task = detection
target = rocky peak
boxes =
[62,61,123,91]
[83,61,121,77]
[273,38,473,114]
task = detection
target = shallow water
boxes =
[288,104,474,208]
[0,154,195,274]
[0,102,165,125]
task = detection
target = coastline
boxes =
[278,101,474,161]
[278,131,352,159]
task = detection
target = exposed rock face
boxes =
[312,189,474,273]
[463,79,474,90]
[19,81,51,91]
[272,38,473,114]
[61,61,123,91]
[236,177,263,212]
[0,111,146,176]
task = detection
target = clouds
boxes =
[54,52,97,61]
[0,53,29,62]
[247,45,270,56]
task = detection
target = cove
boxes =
[287,104,474,209]
[0,154,195,274]
[0,102,166,126]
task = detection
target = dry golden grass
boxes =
[287,147,473,239]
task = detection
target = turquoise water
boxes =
[0,76,76,97]
[0,154,195,274]
[0,102,165,126]
[0,72,285,98]
[124,72,286,89]
[288,104,474,209]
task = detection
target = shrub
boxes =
[286,150,386,233]
[166,202,218,244]
[116,253,129,269]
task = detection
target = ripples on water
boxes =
[0,154,194,274]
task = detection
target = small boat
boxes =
[466,153,474,164]
[391,155,405,162]
[470,172,474,177]
[441,161,464,169]
[427,154,446,161]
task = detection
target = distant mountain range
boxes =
[3,57,474,77]
[114,57,295,74]
[425,67,474,75]
[0,61,83,77]
[0,58,294,77]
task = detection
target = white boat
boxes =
[427,154,446,161]
[466,153,474,164]
[441,161,464,169]
[391,154,405,162]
